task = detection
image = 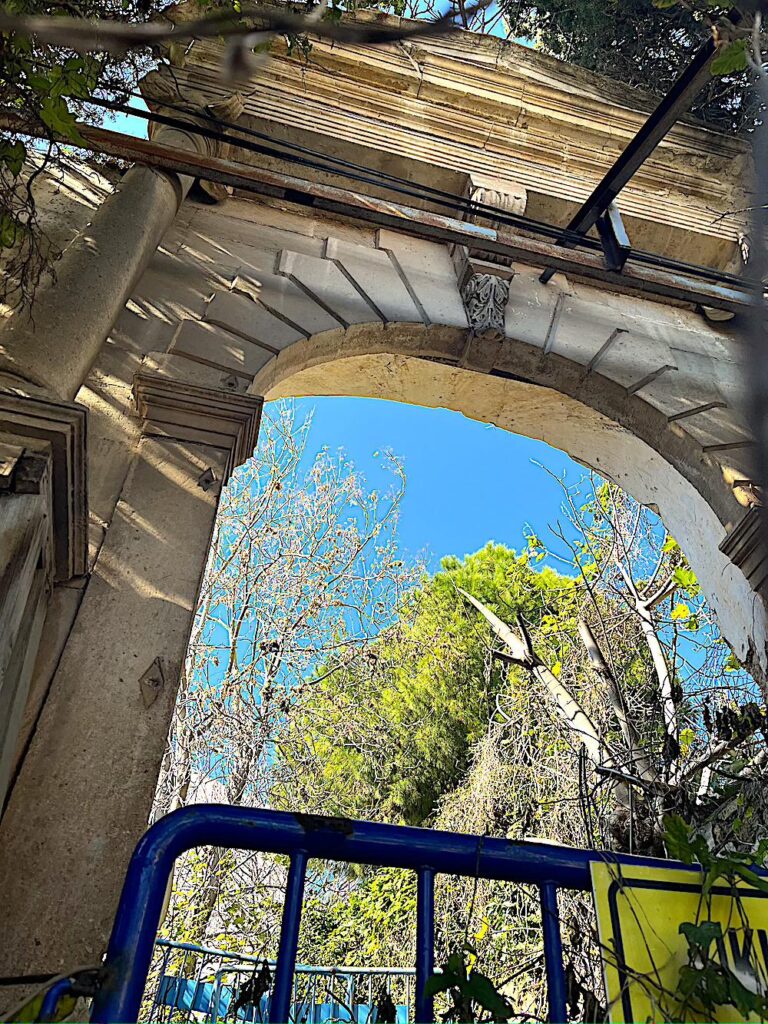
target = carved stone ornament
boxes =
[467,174,527,232]
[462,273,510,336]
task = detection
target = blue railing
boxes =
[146,939,414,1023]
[89,804,670,1023]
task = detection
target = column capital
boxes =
[141,74,246,201]
[465,172,527,231]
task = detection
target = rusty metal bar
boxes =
[5,116,749,311]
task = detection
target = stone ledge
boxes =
[133,368,263,480]
[719,506,768,599]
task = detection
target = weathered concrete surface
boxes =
[0,436,228,1004]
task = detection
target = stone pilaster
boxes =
[0,380,87,581]
[0,358,262,1002]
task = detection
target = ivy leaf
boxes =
[727,971,763,1016]
[710,39,748,77]
[464,970,514,1018]
[664,814,695,864]
[0,139,26,178]
[423,972,455,999]
[733,864,768,894]
[680,920,722,953]
[724,651,741,673]
[444,951,467,980]
[39,95,86,146]
[653,0,679,7]
[0,212,25,249]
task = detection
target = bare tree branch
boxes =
[0,1,493,56]
[459,588,614,770]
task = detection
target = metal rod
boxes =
[540,15,738,283]
[540,884,568,1024]
[415,868,435,1023]
[270,851,308,1024]
[0,112,749,312]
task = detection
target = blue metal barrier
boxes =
[89,804,670,1024]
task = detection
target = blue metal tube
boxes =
[540,883,567,1024]
[415,867,435,1024]
[270,851,308,1023]
[37,978,74,1022]
[154,939,415,976]
[89,804,680,1023]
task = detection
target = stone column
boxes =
[0,124,206,403]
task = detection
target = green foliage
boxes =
[663,815,768,1020]
[300,868,417,967]
[499,0,750,131]
[277,543,582,825]
[424,947,515,1023]
[710,37,749,76]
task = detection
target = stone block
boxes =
[205,291,305,351]
[595,329,677,391]
[278,250,381,327]
[636,348,722,419]
[232,271,341,337]
[503,267,564,350]
[376,229,468,327]
[325,237,423,323]
[170,319,273,378]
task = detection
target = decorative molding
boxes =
[166,18,747,266]
[466,173,527,231]
[0,387,87,582]
[133,370,263,481]
[719,506,768,599]
[0,446,54,810]
[461,273,510,338]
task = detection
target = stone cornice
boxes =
[133,363,263,481]
[0,386,87,582]
[153,8,748,265]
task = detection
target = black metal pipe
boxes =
[541,12,741,283]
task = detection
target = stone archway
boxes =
[250,320,765,677]
[2,204,762,998]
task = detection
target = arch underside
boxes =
[153,201,763,668]
[253,325,765,670]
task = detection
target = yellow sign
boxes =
[591,860,768,1022]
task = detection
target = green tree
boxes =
[500,0,750,130]
[276,542,585,826]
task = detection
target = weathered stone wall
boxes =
[0,17,762,1000]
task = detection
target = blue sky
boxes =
[289,396,584,571]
